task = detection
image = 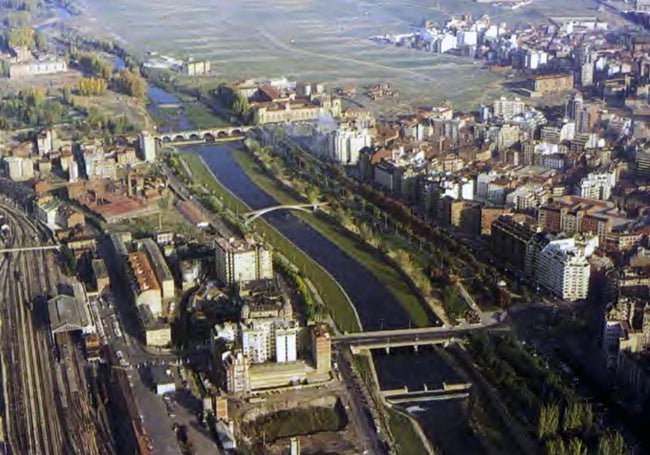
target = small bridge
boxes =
[0,244,61,254]
[242,203,329,224]
[155,126,255,143]
[381,382,472,404]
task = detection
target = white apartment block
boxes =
[506,183,548,210]
[329,126,373,165]
[241,320,298,364]
[575,170,616,200]
[535,235,598,301]
[493,97,525,120]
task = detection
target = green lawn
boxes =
[388,409,431,455]
[231,148,431,327]
[179,151,361,333]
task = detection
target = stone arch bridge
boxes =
[155,126,254,143]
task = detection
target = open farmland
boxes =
[75,0,602,109]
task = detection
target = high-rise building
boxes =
[493,96,526,120]
[575,170,616,200]
[214,237,273,286]
[535,235,598,301]
[636,149,650,178]
[4,156,34,182]
[224,350,250,394]
[311,324,332,375]
[275,323,298,363]
[566,92,583,121]
[328,126,373,165]
[139,131,157,163]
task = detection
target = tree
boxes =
[545,438,567,455]
[78,52,112,79]
[5,25,34,48]
[76,77,107,96]
[538,403,560,439]
[34,31,47,50]
[62,86,72,104]
[562,401,582,433]
[114,70,147,98]
[567,438,587,455]
[59,245,77,276]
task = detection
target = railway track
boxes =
[0,204,75,454]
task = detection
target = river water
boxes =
[187,141,483,453]
[147,80,482,452]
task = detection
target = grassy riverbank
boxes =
[230,148,431,327]
[178,151,361,333]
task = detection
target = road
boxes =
[336,349,387,455]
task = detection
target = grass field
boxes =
[76,0,607,110]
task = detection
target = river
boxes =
[147,78,483,452]
[185,140,482,453]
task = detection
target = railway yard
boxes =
[0,201,115,455]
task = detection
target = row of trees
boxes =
[273,256,317,321]
[113,70,147,98]
[468,333,628,455]
[216,84,251,121]
[4,10,30,27]
[538,401,594,440]
[76,77,107,96]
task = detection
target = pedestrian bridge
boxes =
[332,323,500,353]
[0,244,61,254]
[242,203,329,224]
[155,126,254,143]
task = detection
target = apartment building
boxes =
[535,235,597,301]
[214,237,273,286]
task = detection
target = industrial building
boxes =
[127,252,162,316]
[47,284,95,335]
[139,238,175,302]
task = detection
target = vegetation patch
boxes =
[241,403,348,442]
[468,332,628,455]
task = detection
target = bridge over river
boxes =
[332,320,505,353]
[155,126,254,143]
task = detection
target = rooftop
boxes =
[47,293,93,334]
[128,252,161,293]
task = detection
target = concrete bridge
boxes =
[332,323,502,353]
[155,126,254,143]
[242,203,329,224]
[381,382,472,404]
[0,244,61,254]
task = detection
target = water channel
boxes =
[148,87,484,453]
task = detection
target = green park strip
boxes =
[178,151,361,333]
[387,409,431,455]
[230,148,431,328]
